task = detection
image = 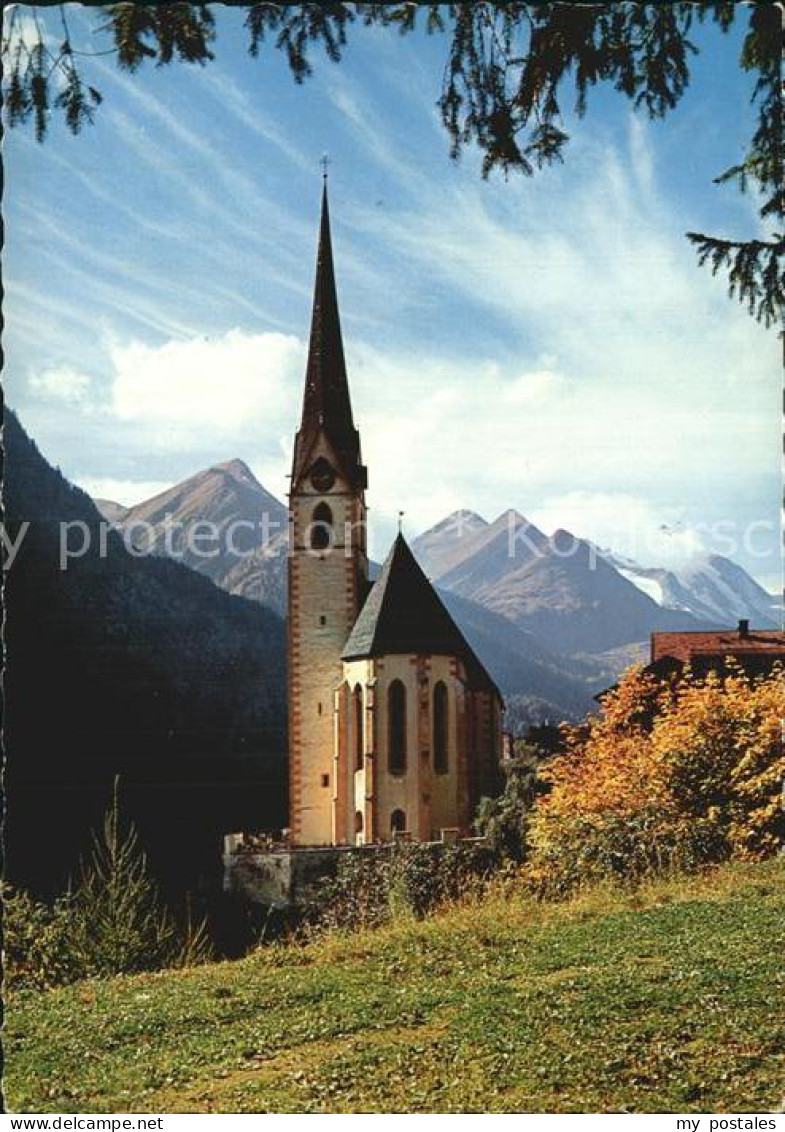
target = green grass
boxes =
[5,860,784,1113]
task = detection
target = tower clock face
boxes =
[309,458,336,493]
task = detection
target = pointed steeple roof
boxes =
[292,182,365,489]
[342,533,500,696]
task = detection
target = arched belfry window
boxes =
[310,502,333,551]
[433,681,448,774]
[353,684,364,770]
[388,680,407,775]
[391,809,406,835]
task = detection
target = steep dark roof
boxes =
[342,533,500,697]
[292,182,365,489]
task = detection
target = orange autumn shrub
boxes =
[526,664,785,896]
[651,665,785,859]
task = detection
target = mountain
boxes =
[102,479,601,721]
[3,412,287,895]
[413,511,709,654]
[91,471,774,724]
[410,510,489,580]
[598,548,780,628]
[436,588,598,720]
[94,498,129,524]
[458,529,703,654]
[425,513,548,602]
[219,532,289,615]
[108,460,290,615]
[413,509,777,650]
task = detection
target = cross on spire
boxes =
[320,153,330,181]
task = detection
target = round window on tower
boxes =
[310,457,336,493]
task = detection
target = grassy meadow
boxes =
[5,858,784,1114]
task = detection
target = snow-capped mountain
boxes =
[91,476,780,724]
[414,519,705,654]
[412,511,780,647]
[596,548,780,629]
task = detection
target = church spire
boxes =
[292,179,365,490]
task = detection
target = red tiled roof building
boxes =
[650,620,785,678]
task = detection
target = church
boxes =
[287,181,504,847]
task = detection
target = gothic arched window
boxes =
[353,684,364,770]
[391,809,406,835]
[310,502,333,551]
[433,680,448,774]
[388,680,407,775]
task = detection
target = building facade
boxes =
[288,184,503,847]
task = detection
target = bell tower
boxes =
[288,178,368,846]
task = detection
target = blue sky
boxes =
[4,5,781,588]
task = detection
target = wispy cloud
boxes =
[11,135,185,240]
[92,59,309,248]
[201,69,312,171]
[102,103,312,307]
[14,202,286,330]
[340,115,776,404]
[27,243,206,340]
[324,70,425,188]
[5,17,778,585]
[5,281,108,339]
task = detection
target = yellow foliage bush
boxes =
[526,663,785,895]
